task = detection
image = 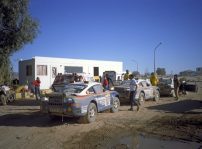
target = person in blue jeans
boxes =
[128,74,139,111]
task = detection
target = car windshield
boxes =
[159,78,172,84]
[63,84,87,93]
[121,80,131,86]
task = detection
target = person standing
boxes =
[105,74,114,89]
[33,77,41,100]
[124,70,130,80]
[150,72,159,86]
[128,74,139,111]
[174,74,180,100]
[103,76,109,90]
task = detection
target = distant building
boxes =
[179,70,195,76]
[196,67,202,75]
[19,56,123,89]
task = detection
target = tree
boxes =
[156,67,166,76]
[0,0,39,83]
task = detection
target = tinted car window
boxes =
[93,84,103,94]
[87,86,95,94]
[141,81,147,87]
[63,84,87,93]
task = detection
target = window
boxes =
[26,65,32,76]
[94,67,99,76]
[87,87,95,94]
[93,84,103,94]
[64,66,83,73]
[37,65,47,76]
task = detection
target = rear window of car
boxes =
[159,78,172,84]
[63,84,87,93]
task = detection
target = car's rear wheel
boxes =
[171,89,175,97]
[110,97,120,113]
[79,102,97,123]
[0,95,7,106]
[154,90,160,101]
[139,92,145,105]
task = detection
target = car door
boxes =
[93,84,111,111]
[141,81,153,99]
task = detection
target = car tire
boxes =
[110,97,120,113]
[171,90,175,97]
[49,115,59,121]
[0,95,7,106]
[154,90,160,101]
[139,92,145,105]
[8,94,15,102]
[79,102,97,124]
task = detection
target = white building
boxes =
[19,56,123,89]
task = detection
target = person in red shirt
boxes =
[33,77,41,100]
[103,76,109,90]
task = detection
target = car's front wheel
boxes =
[110,97,120,113]
[0,95,7,106]
[8,94,15,102]
[79,102,97,123]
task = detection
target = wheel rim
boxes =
[89,107,95,118]
[113,100,118,109]
[140,94,144,102]
[155,93,159,100]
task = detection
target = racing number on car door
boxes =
[93,84,111,110]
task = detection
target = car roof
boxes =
[70,81,101,87]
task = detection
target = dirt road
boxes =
[0,83,202,149]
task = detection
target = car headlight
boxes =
[110,87,114,90]
[64,98,74,103]
[41,97,49,101]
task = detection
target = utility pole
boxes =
[154,42,162,74]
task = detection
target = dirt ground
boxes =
[0,82,202,149]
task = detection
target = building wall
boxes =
[196,67,202,73]
[19,56,123,89]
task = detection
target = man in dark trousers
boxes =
[174,74,180,100]
[128,74,139,111]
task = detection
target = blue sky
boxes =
[11,0,202,74]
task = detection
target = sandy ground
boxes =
[0,82,202,149]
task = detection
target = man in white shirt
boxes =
[128,74,139,111]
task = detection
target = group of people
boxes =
[126,70,181,112]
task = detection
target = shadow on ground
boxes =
[8,99,41,106]
[147,99,202,114]
[0,112,79,127]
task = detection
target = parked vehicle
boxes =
[0,85,16,105]
[158,78,198,97]
[41,82,120,123]
[114,79,160,104]
[158,78,175,97]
